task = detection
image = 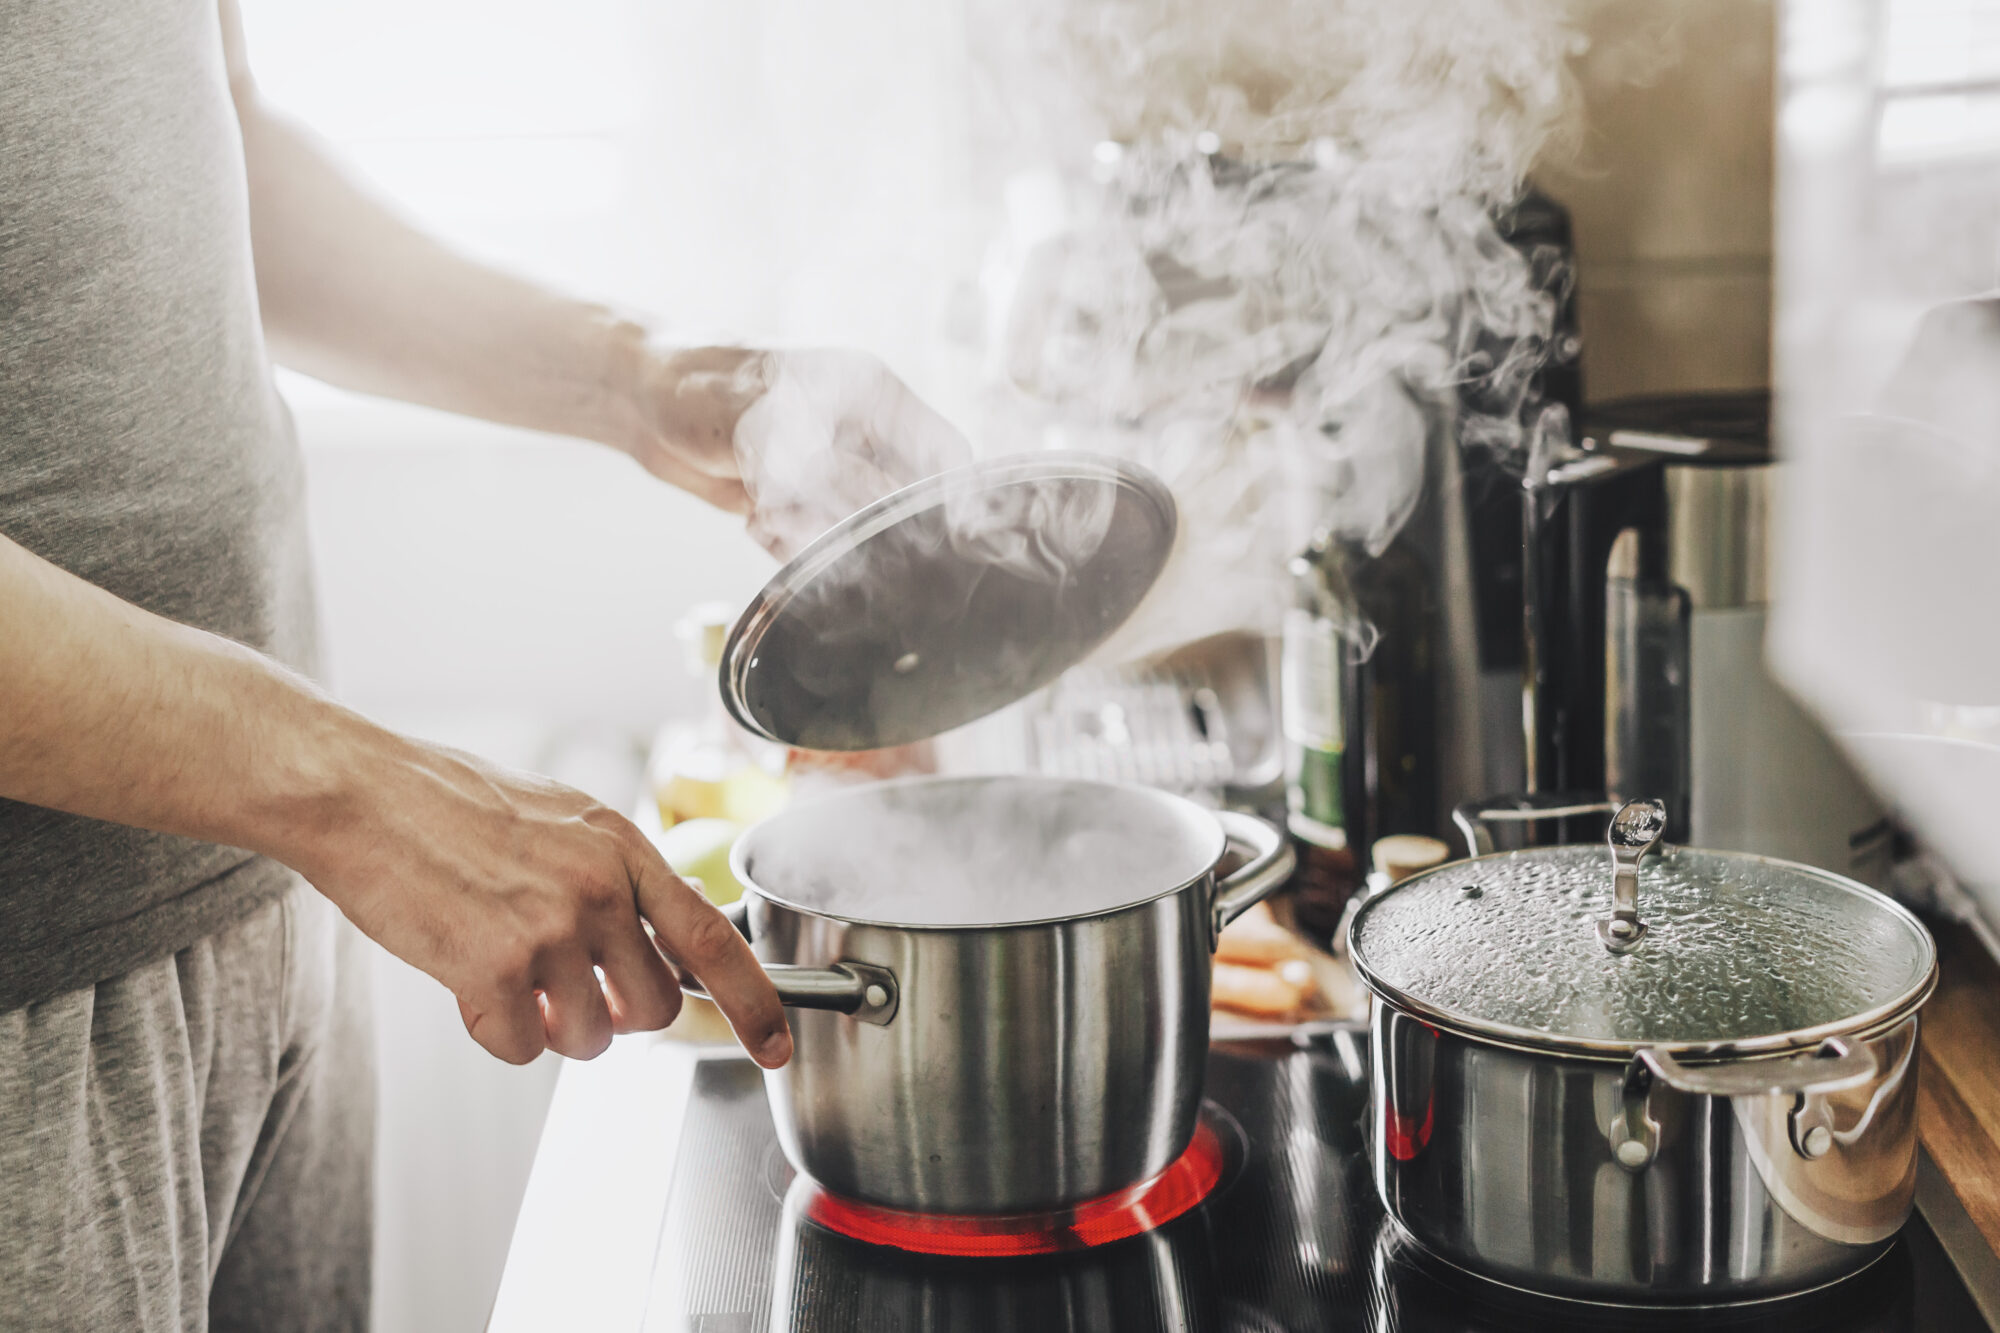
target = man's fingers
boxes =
[745,503,818,561]
[633,446,753,514]
[596,921,683,1035]
[536,957,616,1060]
[457,992,545,1066]
[631,851,792,1069]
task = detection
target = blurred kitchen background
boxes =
[231,0,2000,1328]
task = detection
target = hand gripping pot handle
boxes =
[677,898,899,1026]
[1209,812,1296,949]
[1609,1037,1880,1171]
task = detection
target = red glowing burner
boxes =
[800,1119,1231,1258]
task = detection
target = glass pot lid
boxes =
[721,452,1176,751]
[1347,803,1937,1056]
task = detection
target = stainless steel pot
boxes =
[689,774,1294,1214]
[1346,801,1938,1305]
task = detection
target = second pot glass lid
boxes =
[1348,844,1936,1053]
[720,452,1176,752]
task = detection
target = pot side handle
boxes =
[1610,1037,1879,1170]
[1210,812,1297,947]
[1637,1039,1878,1100]
[677,897,899,1026]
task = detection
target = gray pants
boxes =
[0,881,374,1332]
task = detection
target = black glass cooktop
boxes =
[641,1033,1988,1332]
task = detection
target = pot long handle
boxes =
[676,897,899,1026]
[1210,811,1297,945]
[683,962,899,1025]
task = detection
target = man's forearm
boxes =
[238,104,648,451]
[0,528,793,1066]
[0,531,367,868]
[222,0,647,453]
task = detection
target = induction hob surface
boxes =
[642,1034,1987,1332]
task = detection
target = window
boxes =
[237,0,637,289]
[1877,0,2000,162]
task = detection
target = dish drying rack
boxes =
[1023,633,1283,806]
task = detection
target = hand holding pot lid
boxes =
[625,346,974,561]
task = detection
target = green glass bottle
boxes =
[1282,537,1360,940]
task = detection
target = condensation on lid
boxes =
[1349,844,1935,1049]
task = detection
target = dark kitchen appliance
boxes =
[1511,393,1752,835]
[634,1035,1987,1331]
[1289,186,1583,871]
[1520,404,1702,832]
[1506,391,1891,878]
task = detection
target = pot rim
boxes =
[727,773,1228,932]
[1346,844,1941,1061]
[1361,983,1934,1064]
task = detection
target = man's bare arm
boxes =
[216,0,972,556]
[215,0,758,507]
[0,531,792,1067]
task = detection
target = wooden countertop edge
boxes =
[1917,917,2000,1265]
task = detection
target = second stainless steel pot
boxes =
[691,774,1294,1215]
[1348,801,1938,1305]
[1368,1002,1923,1304]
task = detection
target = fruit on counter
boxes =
[652,753,788,827]
[651,600,793,829]
[653,817,748,905]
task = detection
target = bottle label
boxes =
[1282,609,1344,751]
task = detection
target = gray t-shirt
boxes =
[1,0,319,1010]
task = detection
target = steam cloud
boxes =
[725,2,1633,691]
[740,776,1216,924]
[969,0,1599,661]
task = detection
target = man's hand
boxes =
[279,727,791,1067]
[623,344,973,558]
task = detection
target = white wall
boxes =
[299,393,780,735]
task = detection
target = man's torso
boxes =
[0,0,318,1008]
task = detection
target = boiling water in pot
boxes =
[739,778,1220,927]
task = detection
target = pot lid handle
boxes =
[1598,799,1667,954]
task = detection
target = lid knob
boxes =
[1598,799,1666,955]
